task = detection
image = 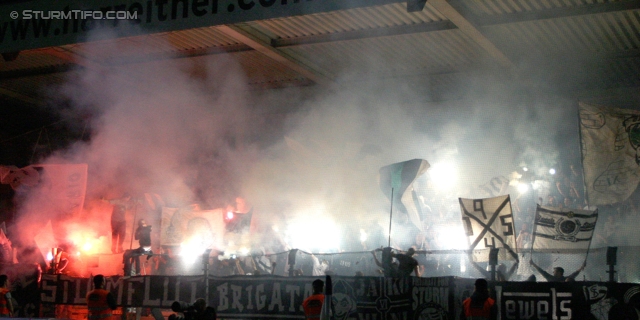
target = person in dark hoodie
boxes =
[460,278,497,320]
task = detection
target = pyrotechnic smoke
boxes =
[10,24,598,272]
[11,28,262,266]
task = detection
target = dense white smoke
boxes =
[10,25,599,274]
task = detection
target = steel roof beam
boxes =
[271,20,457,48]
[428,0,514,68]
[464,0,640,26]
[0,86,43,105]
[217,24,335,86]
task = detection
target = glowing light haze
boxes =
[12,26,608,264]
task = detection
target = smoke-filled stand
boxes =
[0,162,638,319]
[0,0,640,319]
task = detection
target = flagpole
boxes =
[576,102,590,208]
[320,275,333,320]
[130,198,138,251]
[529,204,540,265]
[583,209,598,267]
[388,188,394,248]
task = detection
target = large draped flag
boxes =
[479,175,510,198]
[20,164,88,259]
[459,195,517,262]
[379,159,430,232]
[532,205,598,253]
[0,165,40,189]
[22,164,88,218]
[579,101,640,205]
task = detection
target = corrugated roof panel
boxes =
[559,0,575,6]
[0,50,70,72]
[161,33,196,51]
[122,34,176,54]
[60,35,172,62]
[0,72,71,98]
[595,14,622,47]
[461,0,627,15]
[620,11,640,45]
[256,3,445,39]
[231,51,309,85]
[582,12,639,51]
[485,11,640,57]
[495,0,519,13]
[302,15,337,34]
[465,0,500,16]
[346,8,383,29]
[549,0,564,8]
[583,15,617,47]
[564,15,598,48]
[387,4,431,23]
[60,26,242,64]
[163,27,241,50]
[280,30,485,79]
[362,6,406,26]
[597,58,640,86]
[547,19,573,45]
[610,16,635,48]
[513,0,535,12]
[485,0,510,15]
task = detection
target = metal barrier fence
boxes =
[206,246,639,283]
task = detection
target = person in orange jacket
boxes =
[460,278,497,320]
[0,275,13,317]
[86,275,116,320]
[302,279,325,320]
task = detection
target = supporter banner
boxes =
[459,195,517,262]
[160,207,225,248]
[40,275,455,319]
[39,275,640,319]
[496,282,578,320]
[495,281,640,320]
[40,274,205,307]
[579,102,640,205]
[532,205,598,253]
[379,159,430,232]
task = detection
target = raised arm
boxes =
[5,291,13,316]
[529,259,553,281]
[566,262,586,280]
[413,265,421,277]
[468,254,490,278]
[505,262,519,280]
[371,250,383,268]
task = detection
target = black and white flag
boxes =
[532,205,598,253]
[459,195,517,262]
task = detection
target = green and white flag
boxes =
[379,159,430,232]
[580,102,640,205]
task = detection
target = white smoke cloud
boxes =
[11,25,591,268]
